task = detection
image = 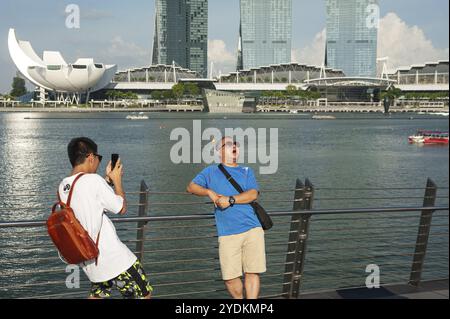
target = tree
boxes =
[286,85,298,96]
[381,87,402,100]
[105,90,117,100]
[184,83,200,96]
[151,91,162,100]
[172,83,185,100]
[274,91,285,99]
[10,76,27,97]
[163,90,174,100]
[124,91,138,100]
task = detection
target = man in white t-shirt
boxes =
[59,137,152,299]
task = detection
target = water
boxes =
[0,112,448,298]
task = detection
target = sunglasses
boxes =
[86,153,103,163]
[220,141,240,149]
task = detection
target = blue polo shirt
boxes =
[192,165,261,237]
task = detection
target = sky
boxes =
[0,0,448,94]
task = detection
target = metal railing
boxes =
[0,178,448,299]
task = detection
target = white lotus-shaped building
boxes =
[8,28,117,93]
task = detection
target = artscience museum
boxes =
[8,28,117,103]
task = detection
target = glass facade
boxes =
[239,0,292,71]
[152,0,208,77]
[326,0,378,77]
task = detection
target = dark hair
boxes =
[67,137,98,168]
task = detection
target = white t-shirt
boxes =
[58,173,137,283]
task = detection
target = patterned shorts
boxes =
[90,260,153,299]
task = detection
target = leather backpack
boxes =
[47,173,101,265]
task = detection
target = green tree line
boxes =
[105,91,139,100]
[151,83,201,100]
[261,85,321,100]
[380,87,449,101]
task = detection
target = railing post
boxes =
[283,178,314,299]
[136,180,149,262]
[409,178,437,287]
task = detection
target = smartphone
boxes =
[111,154,119,170]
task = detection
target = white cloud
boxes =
[293,12,449,70]
[292,29,326,66]
[208,39,236,76]
[101,36,150,69]
[378,12,449,71]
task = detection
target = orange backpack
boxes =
[47,173,100,265]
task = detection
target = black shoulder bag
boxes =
[218,164,273,231]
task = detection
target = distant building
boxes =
[152,0,208,77]
[204,89,246,113]
[238,0,292,71]
[8,28,116,103]
[388,60,449,92]
[325,0,378,77]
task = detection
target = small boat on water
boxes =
[430,112,449,117]
[290,110,298,114]
[417,112,449,117]
[126,112,149,120]
[409,130,449,145]
[312,115,336,120]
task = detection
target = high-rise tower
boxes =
[238,0,292,70]
[152,0,208,77]
[325,0,379,77]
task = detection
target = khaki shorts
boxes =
[218,227,267,281]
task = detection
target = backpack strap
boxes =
[54,173,85,212]
[65,173,86,207]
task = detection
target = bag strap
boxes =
[218,164,245,193]
[66,173,86,207]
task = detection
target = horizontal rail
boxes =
[305,250,449,265]
[0,205,448,228]
[0,186,447,199]
[310,223,445,233]
[315,187,449,191]
[313,211,449,222]
[0,191,148,198]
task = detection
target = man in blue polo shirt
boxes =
[187,136,266,299]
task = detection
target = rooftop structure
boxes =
[388,60,449,91]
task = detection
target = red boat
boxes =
[409,130,449,145]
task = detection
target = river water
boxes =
[0,112,448,298]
